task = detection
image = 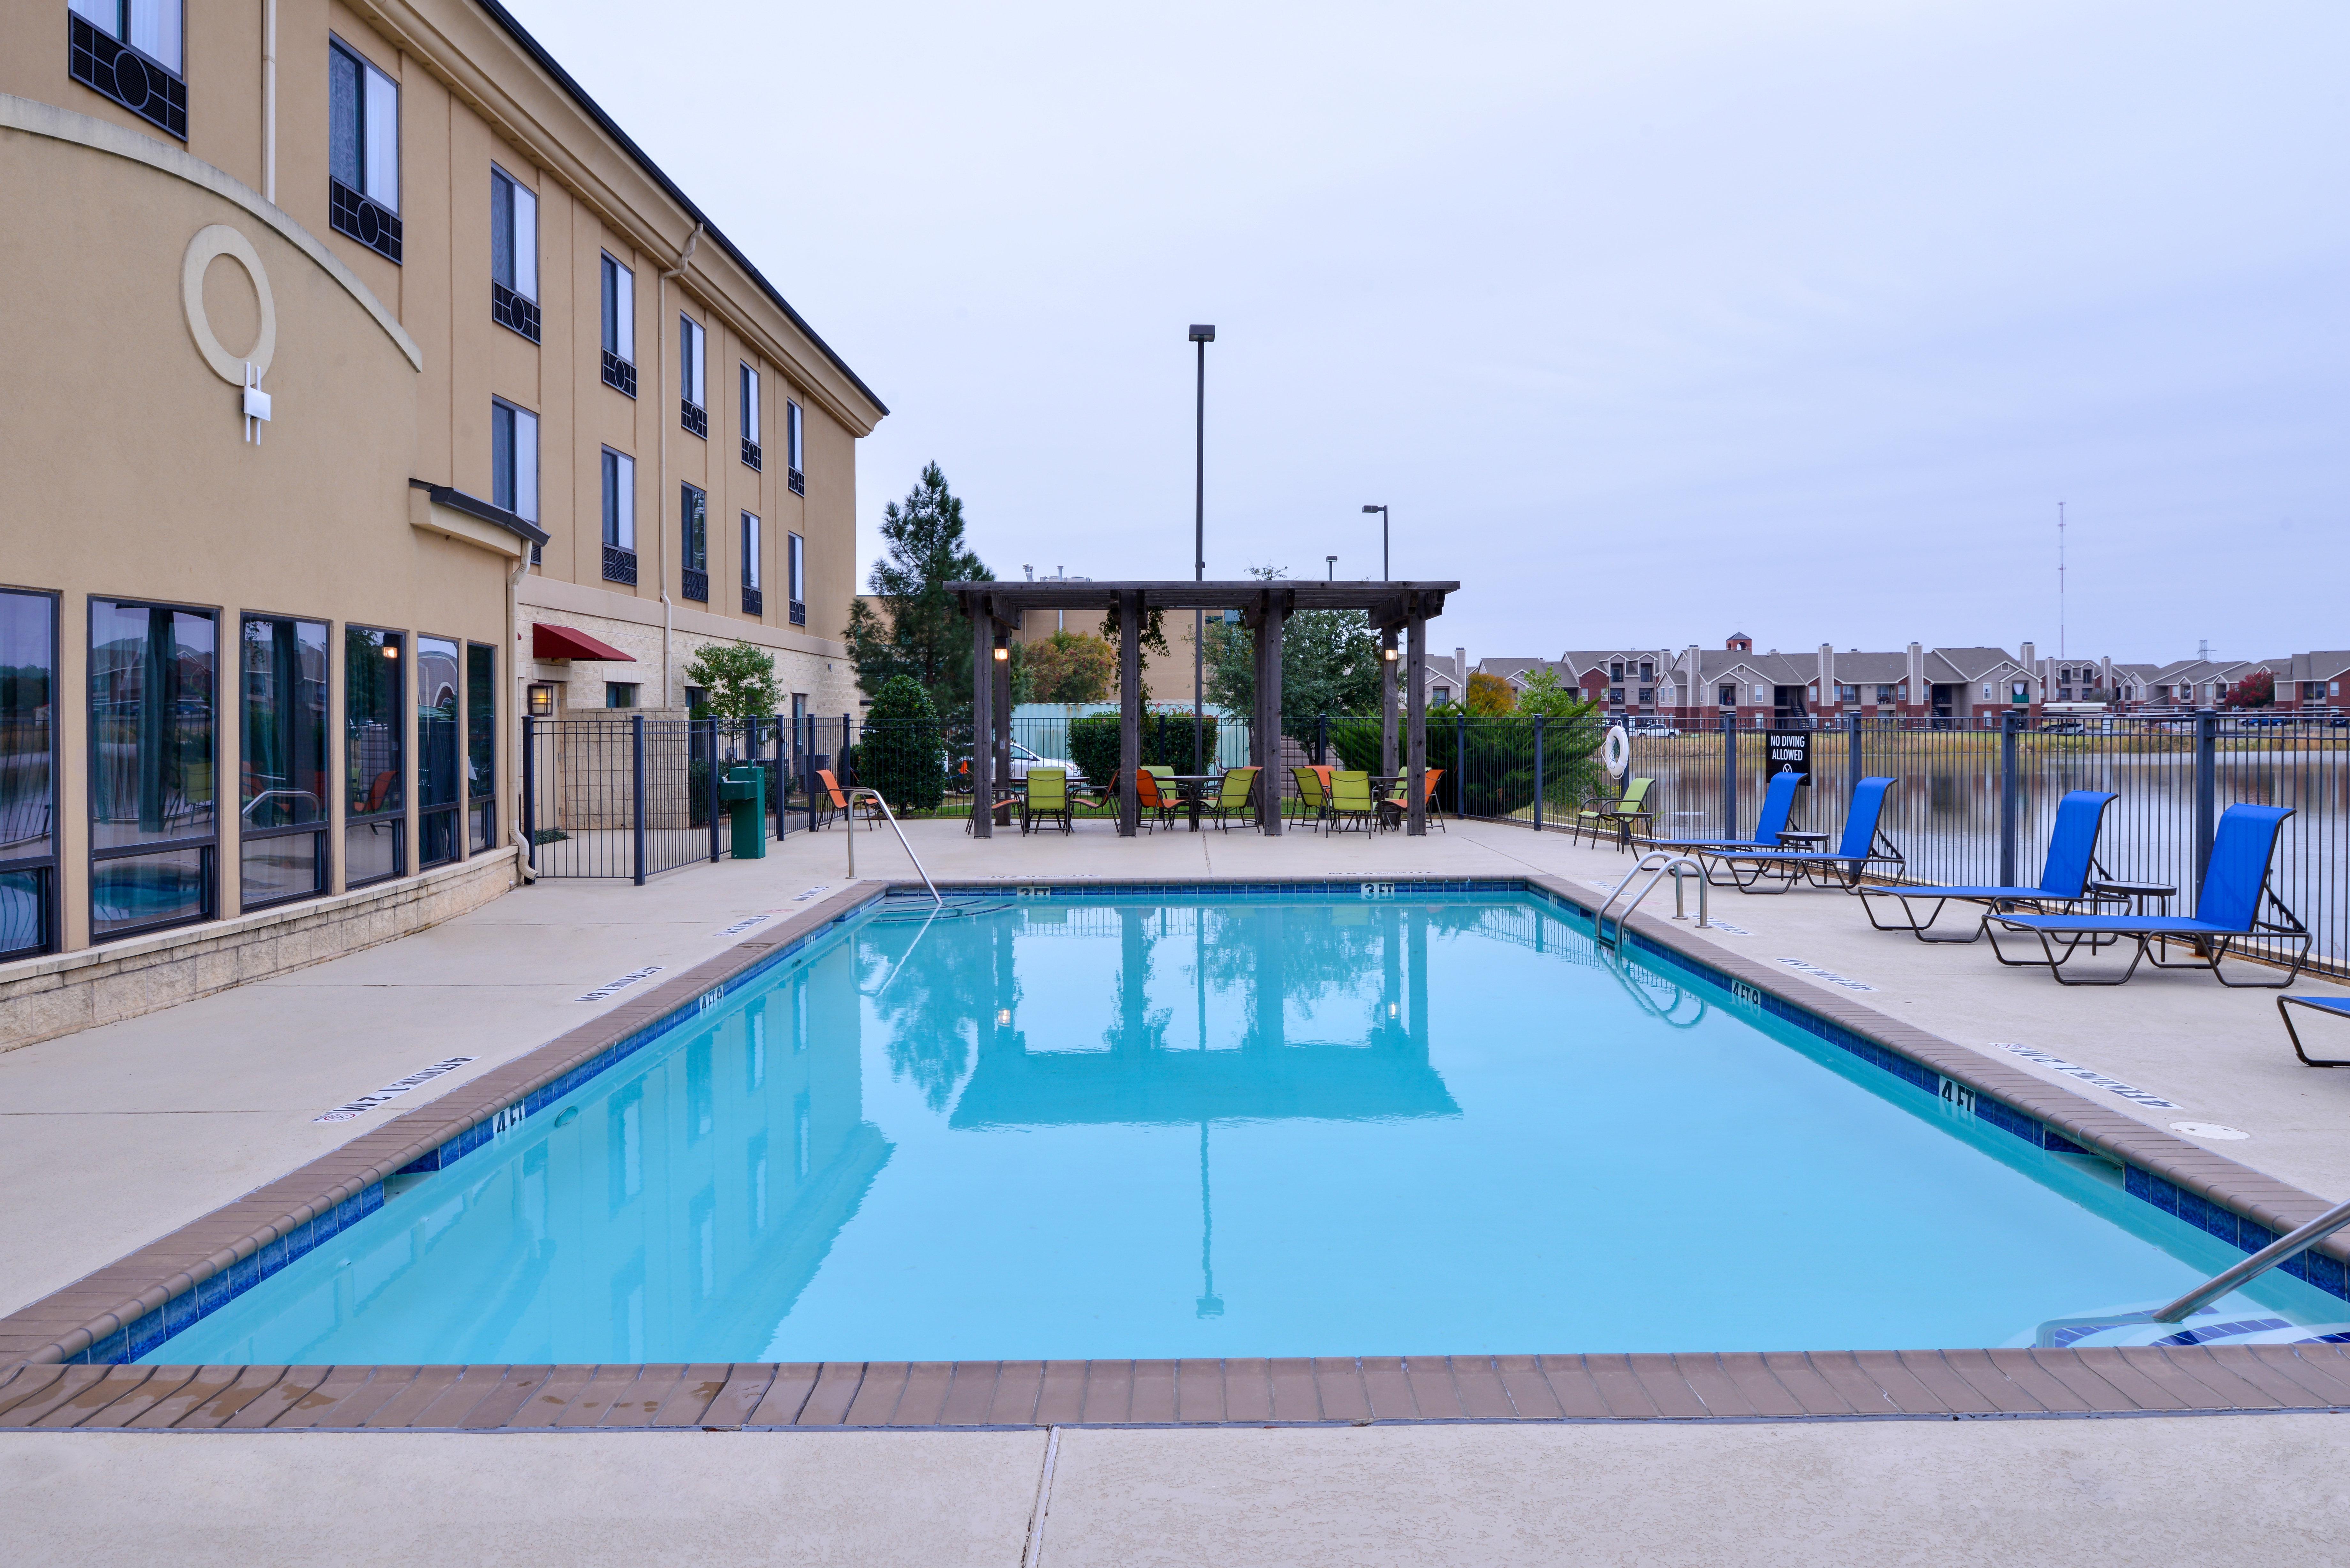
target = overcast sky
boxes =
[508,0,2345,667]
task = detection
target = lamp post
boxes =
[1362,504,1389,580]
[1190,324,1214,774]
[1326,554,1337,581]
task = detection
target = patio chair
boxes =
[1694,777,1903,893]
[1381,768,1446,831]
[1205,766,1261,830]
[1290,766,1330,830]
[1649,771,1802,856]
[1572,777,1651,847]
[1327,770,1381,834]
[1133,767,1184,831]
[815,769,883,831]
[1018,767,1103,835]
[1858,790,2117,943]
[1986,803,2309,987]
[2278,995,2350,1067]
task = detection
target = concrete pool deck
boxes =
[6,815,2350,1560]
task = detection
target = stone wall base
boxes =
[0,849,522,1053]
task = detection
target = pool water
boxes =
[149,889,2341,1364]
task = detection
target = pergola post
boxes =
[1249,589,1286,835]
[970,600,994,839]
[1118,590,1141,838]
[1406,599,1428,836]
[1380,627,1399,777]
[992,618,1014,826]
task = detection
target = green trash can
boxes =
[722,765,766,859]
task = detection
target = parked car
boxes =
[2237,714,2298,728]
[952,741,1087,791]
[1627,721,1680,739]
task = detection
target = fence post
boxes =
[1998,708,2020,888]
[1847,709,1862,801]
[1315,713,1327,766]
[2194,707,2218,907]
[521,713,537,873]
[631,713,647,886]
[1456,717,1467,818]
[1720,709,1737,840]
[707,720,723,864]
[770,714,786,841]
[1532,714,1545,832]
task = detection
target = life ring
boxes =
[1603,725,1631,778]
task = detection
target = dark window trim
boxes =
[681,399,707,439]
[235,609,333,913]
[86,593,221,945]
[788,468,805,497]
[742,586,764,616]
[343,622,408,893]
[330,176,403,264]
[602,350,637,398]
[788,601,807,628]
[680,569,709,604]
[603,546,638,584]
[68,12,187,140]
[0,586,62,959]
[492,280,541,342]
[741,437,761,471]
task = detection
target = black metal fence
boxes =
[1625,712,2350,979]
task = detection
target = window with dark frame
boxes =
[467,643,496,854]
[740,364,762,470]
[601,448,637,584]
[238,614,330,912]
[785,400,804,494]
[68,0,186,139]
[327,37,402,263]
[490,165,540,341]
[680,483,708,602]
[741,512,762,616]
[345,626,405,887]
[490,399,539,525]
[605,683,640,709]
[787,531,805,627]
[89,598,217,940]
[0,590,60,961]
[680,315,707,438]
[600,253,637,397]
[417,637,461,869]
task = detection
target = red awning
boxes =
[532,623,635,662]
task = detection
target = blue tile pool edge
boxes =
[74,892,891,1367]
[73,873,2345,1367]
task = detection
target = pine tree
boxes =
[843,463,992,714]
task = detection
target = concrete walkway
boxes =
[8,813,2350,1562]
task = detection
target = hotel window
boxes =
[787,531,806,626]
[467,643,495,853]
[0,591,59,960]
[68,0,186,138]
[742,513,763,616]
[490,400,538,525]
[680,484,709,602]
[238,614,329,911]
[740,365,762,470]
[345,626,404,887]
[785,400,805,494]
[600,253,637,396]
[327,37,401,263]
[88,599,216,939]
[680,315,707,437]
[489,166,540,342]
[417,637,461,869]
[601,448,636,584]
[605,683,639,709]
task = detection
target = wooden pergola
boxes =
[947,579,1459,838]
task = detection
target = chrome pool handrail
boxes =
[844,788,942,906]
[1594,851,1707,948]
[2151,1194,2350,1323]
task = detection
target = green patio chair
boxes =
[1020,767,1076,835]
[1328,770,1380,834]
[1205,766,1261,831]
[1290,765,1330,830]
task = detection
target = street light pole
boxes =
[1190,325,1214,774]
[1362,504,1389,580]
[1326,554,1337,581]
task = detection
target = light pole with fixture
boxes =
[1190,324,1214,774]
[1325,554,1337,581]
[1365,504,1394,768]
[1362,504,1389,580]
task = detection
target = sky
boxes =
[506,0,2346,668]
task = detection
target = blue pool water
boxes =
[149,889,2340,1364]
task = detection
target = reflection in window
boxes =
[240,615,330,910]
[346,626,404,886]
[0,591,58,959]
[467,643,495,854]
[89,599,216,938]
[418,636,461,868]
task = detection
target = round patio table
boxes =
[1162,773,1216,830]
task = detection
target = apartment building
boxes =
[0,0,885,968]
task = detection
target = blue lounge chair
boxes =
[2279,995,2350,1067]
[1697,777,1902,893]
[1859,790,2116,943]
[1987,804,2309,987]
[1650,771,1803,855]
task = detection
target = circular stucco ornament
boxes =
[182,224,277,384]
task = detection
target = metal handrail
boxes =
[1594,850,1707,947]
[843,787,942,906]
[2032,1192,2350,1346]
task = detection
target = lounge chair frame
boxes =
[2279,996,2350,1068]
[1692,778,1903,894]
[1858,791,2118,944]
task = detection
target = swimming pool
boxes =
[145,887,2345,1365]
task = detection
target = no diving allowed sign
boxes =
[1766,731,1809,783]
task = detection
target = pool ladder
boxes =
[843,788,942,906]
[1594,852,1707,951]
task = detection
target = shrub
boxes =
[856,675,946,811]
[1329,713,1603,820]
[1068,708,1222,787]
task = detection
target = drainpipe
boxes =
[657,222,703,707]
[261,0,277,203]
[505,546,536,882]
